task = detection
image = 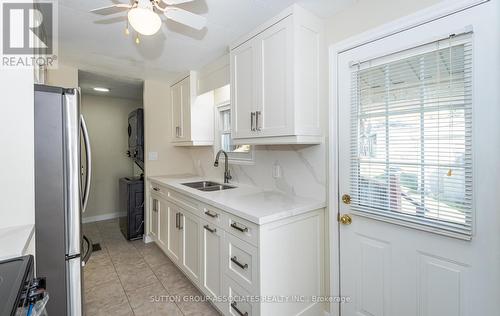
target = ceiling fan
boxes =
[90,0,206,41]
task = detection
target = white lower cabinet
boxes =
[201,220,224,311]
[150,196,160,240]
[150,182,325,316]
[223,274,256,316]
[179,210,201,284]
[166,201,181,263]
[157,199,168,248]
[224,233,258,294]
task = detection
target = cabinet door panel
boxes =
[179,77,191,141]
[166,203,181,263]
[150,197,159,239]
[201,221,223,299]
[231,42,255,139]
[257,17,293,137]
[157,199,168,248]
[180,211,200,283]
[171,83,182,140]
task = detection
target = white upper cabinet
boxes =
[171,72,214,146]
[230,5,324,145]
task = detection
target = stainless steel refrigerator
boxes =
[34,84,92,316]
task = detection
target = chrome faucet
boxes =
[214,150,232,183]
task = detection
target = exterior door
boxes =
[166,202,181,263]
[180,210,201,283]
[231,41,256,139]
[336,2,500,316]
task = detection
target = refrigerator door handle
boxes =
[67,257,83,316]
[64,90,81,257]
[81,114,92,213]
[81,235,93,267]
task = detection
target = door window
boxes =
[350,33,473,238]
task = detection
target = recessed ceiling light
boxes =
[93,87,110,92]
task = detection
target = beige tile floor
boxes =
[83,219,221,316]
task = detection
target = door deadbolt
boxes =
[342,194,351,204]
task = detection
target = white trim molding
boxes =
[327,1,490,316]
[82,211,125,224]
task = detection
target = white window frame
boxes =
[214,102,254,165]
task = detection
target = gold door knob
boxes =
[342,194,351,204]
[339,214,352,225]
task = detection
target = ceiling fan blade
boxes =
[90,4,131,15]
[164,7,206,30]
[162,0,195,5]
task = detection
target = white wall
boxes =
[81,94,141,221]
[0,69,34,229]
[143,80,195,177]
[46,64,78,88]
[325,0,441,45]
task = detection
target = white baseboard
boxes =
[82,212,125,224]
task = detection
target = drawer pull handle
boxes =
[153,187,160,191]
[231,302,248,316]
[230,222,248,233]
[203,225,216,234]
[204,210,218,218]
[231,256,248,270]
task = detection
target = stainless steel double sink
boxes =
[182,181,236,192]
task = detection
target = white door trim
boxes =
[328,1,490,315]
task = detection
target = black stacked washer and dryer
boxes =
[120,108,145,240]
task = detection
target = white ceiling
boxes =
[58,0,354,82]
[79,70,143,101]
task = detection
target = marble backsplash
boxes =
[188,144,327,202]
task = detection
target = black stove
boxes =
[0,255,46,316]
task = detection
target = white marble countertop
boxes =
[0,224,35,261]
[148,175,326,225]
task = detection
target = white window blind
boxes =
[350,33,473,238]
[215,104,253,163]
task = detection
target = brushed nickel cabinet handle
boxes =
[231,256,248,270]
[250,112,256,131]
[231,302,248,316]
[179,213,183,230]
[256,110,261,131]
[204,225,216,233]
[175,212,179,229]
[230,222,248,233]
[204,210,218,218]
[153,199,158,212]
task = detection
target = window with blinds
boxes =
[350,33,473,238]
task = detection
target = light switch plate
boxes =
[273,162,282,179]
[148,152,158,161]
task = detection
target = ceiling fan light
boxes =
[128,7,162,36]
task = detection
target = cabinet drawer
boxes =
[224,234,258,293]
[225,214,259,246]
[224,275,258,316]
[201,204,224,227]
[166,189,200,215]
[150,182,167,197]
